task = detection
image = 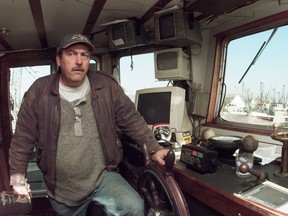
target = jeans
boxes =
[49,170,144,216]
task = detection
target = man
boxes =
[9,33,169,216]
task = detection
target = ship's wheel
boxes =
[138,144,190,216]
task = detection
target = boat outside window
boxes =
[218,24,288,130]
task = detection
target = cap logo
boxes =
[57,33,95,53]
[71,34,87,41]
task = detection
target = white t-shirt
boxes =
[59,76,90,102]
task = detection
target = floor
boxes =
[28,197,56,216]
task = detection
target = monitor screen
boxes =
[154,8,202,46]
[159,13,175,40]
[135,86,192,133]
[156,51,178,70]
[154,47,190,80]
[137,92,171,125]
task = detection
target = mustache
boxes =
[72,67,85,72]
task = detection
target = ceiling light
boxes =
[1,28,11,36]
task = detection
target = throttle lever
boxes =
[164,150,175,177]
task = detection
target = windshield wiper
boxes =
[238,28,278,84]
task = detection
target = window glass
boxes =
[119,53,169,102]
[220,25,288,128]
[89,58,98,71]
[10,65,51,131]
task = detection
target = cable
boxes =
[215,82,227,123]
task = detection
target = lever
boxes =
[164,150,175,177]
[239,163,268,183]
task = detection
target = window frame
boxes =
[89,55,101,71]
[207,11,288,135]
[0,48,56,191]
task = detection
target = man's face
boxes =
[56,43,90,87]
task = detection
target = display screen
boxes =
[251,186,288,207]
[241,182,288,209]
[137,92,171,125]
[159,13,175,40]
[157,51,178,70]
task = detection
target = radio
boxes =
[180,144,219,173]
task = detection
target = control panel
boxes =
[180,144,219,173]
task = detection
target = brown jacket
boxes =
[9,70,162,193]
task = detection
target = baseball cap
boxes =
[57,33,95,53]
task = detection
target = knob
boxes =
[239,163,268,183]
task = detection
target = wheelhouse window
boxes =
[218,24,288,130]
[9,58,99,132]
[89,58,99,71]
[119,53,169,102]
[10,65,51,132]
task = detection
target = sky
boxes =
[120,53,169,101]
[224,25,288,101]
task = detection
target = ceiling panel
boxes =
[0,0,285,54]
[0,0,40,50]
[41,0,94,48]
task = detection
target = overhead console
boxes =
[106,6,202,51]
